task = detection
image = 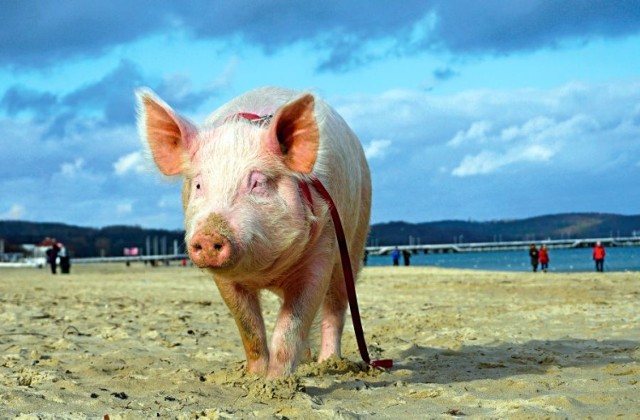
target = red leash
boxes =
[306,178,393,369]
[232,112,392,369]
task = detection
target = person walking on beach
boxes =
[391,247,400,266]
[539,244,550,272]
[58,243,71,274]
[593,241,606,272]
[46,242,60,274]
[402,249,411,266]
[528,243,539,272]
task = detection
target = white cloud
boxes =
[448,121,492,146]
[114,151,145,176]
[1,204,26,219]
[500,115,594,144]
[452,151,500,176]
[211,56,238,90]
[60,158,85,177]
[500,117,555,142]
[364,139,392,159]
[448,113,597,177]
[452,144,555,177]
[116,203,133,215]
[524,144,554,161]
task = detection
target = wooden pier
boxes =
[366,236,640,256]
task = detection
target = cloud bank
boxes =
[2,1,639,71]
[1,1,639,227]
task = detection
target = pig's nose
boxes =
[188,231,232,268]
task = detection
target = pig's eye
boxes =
[193,174,204,197]
[249,171,269,196]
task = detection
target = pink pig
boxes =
[136,87,371,378]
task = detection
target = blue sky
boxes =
[1,1,640,229]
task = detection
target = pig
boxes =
[136,86,371,378]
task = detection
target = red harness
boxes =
[233,112,392,370]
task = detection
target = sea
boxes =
[365,247,640,273]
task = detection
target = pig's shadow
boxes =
[304,338,639,396]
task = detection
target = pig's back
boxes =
[311,97,371,243]
[204,87,300,128]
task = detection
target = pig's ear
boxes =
[136,88,197,176]
[267,94,319,174]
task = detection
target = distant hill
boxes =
[368,213,640,246]
[2,213,640,257]
[0,221,184,258]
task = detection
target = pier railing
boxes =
[366,236,640,256]
[71,254,189,264]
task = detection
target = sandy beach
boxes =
[0,263,638,418]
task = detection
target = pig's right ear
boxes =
[266,94,319,174]
[136,88,197,176]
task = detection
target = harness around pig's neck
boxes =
[227,112,392,370]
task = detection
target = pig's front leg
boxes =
[267,263,333,378]
[214,279,269,375]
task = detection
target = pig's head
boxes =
[136,89,320,275]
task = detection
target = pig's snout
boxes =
[188,214,233,268]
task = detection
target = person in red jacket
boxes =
[593,241,606,272]
[539,244,550,272]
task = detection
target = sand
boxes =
[0,263,638,419]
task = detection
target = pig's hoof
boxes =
[246,375,305,401]
[266,365,294,380]
[246,360,268,376]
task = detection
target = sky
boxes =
[1,0,640,229]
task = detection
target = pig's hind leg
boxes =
[215,279,269,375]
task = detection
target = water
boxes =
[365,247,640,272]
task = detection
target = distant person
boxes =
[58,243,71,274]
[402,249,411,266]
[46,243,60,274]
[391,247,400,266]
[528,243,539,272]
[539,244,550,272]
[593,241,606,272]
[363,250,369,266]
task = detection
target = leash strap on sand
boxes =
[308,177,393,369]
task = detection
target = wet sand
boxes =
[0,264,638,418]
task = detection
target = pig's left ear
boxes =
[266,94,319,174]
